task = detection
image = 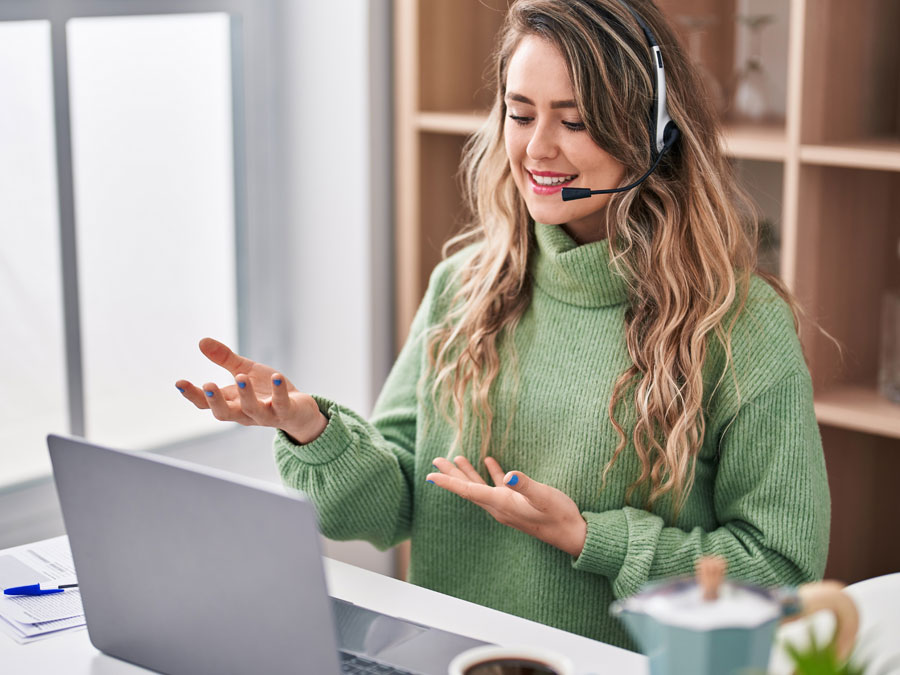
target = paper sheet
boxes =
[0,612,86,645]
[16,537,77,581]
[0,537,85,643]
[2,588,84,624]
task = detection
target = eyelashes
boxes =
[507,115,586,132]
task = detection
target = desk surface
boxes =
[0,538,647,675]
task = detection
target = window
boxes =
[0,2,283,491]
[68,13,238,449]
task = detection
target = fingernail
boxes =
[176,386,185,393]
[505,474,519,486]
[238,381,246,389]
[426,479,435,484]
[273,378,282,387]
[205,390,214,397]
[432,464,438,471]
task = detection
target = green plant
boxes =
[784,626,866,675]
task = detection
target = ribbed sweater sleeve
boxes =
[572,369,831,599]
[272,261,443,550]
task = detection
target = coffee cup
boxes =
[448,645,575,675]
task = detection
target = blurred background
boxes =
[1,0,898,583]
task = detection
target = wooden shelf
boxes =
[721,123,789,162]
[800,139,900,172]
[416,110,485,135]
[416,114,794,166]
[814,385,900,439]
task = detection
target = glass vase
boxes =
[732,14,775,123]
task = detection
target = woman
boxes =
[178,0,830,650]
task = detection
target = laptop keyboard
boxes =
[339,651,419,675]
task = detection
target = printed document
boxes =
[0,536,84,644]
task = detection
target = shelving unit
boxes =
[393,0,900,583]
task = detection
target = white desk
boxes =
[0,538,648,675]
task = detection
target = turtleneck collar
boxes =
[530,222,631,308]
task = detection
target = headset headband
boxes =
[615,0,675,156]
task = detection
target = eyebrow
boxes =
[505,92,577,109]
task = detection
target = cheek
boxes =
[576,145,625,178]
[504,128,527,181]
[504,124,521,161]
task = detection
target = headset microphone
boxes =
[561,1,680,202]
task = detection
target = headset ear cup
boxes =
[662,122,680,152]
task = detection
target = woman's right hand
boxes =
[175,337,327,445]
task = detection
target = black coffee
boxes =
[463,657,560,675]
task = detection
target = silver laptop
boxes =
[47,434,488,675]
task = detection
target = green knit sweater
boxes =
[274,222,830,650]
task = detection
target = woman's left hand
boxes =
[426,456,587,557]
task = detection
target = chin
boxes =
[523,202,568,226]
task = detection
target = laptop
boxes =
[47,434,489,675]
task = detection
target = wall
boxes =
[276,0,393,413]
[272,0,395,575]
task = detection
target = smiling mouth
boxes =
[527,171,578,190]
[525,169,578,197]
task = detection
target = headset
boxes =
[560,0,681,201]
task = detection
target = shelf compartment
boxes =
[658,0,792,128]
[793,166,900,393]
[800,138,900,172]
[731,158,784,278]
[417,132,471,298]
[418,0,507,113]
[801,0,900,145]
[821,426,900,584]
[815,385,900,439]
[655,0,737,118]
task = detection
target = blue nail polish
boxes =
[273,379,282,387]
[205,390,214,397]
[238,381,246,389]
[506,474,519,486]
[432,464,438,471]
[177,386,185,393]
[426,479,435,484]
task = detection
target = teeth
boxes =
[530,172,577,186]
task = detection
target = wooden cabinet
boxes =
[393,0,900,583]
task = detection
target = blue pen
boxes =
[4,582,78,596]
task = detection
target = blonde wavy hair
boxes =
[425,0,830,519]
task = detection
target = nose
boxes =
[526,119,559,161]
